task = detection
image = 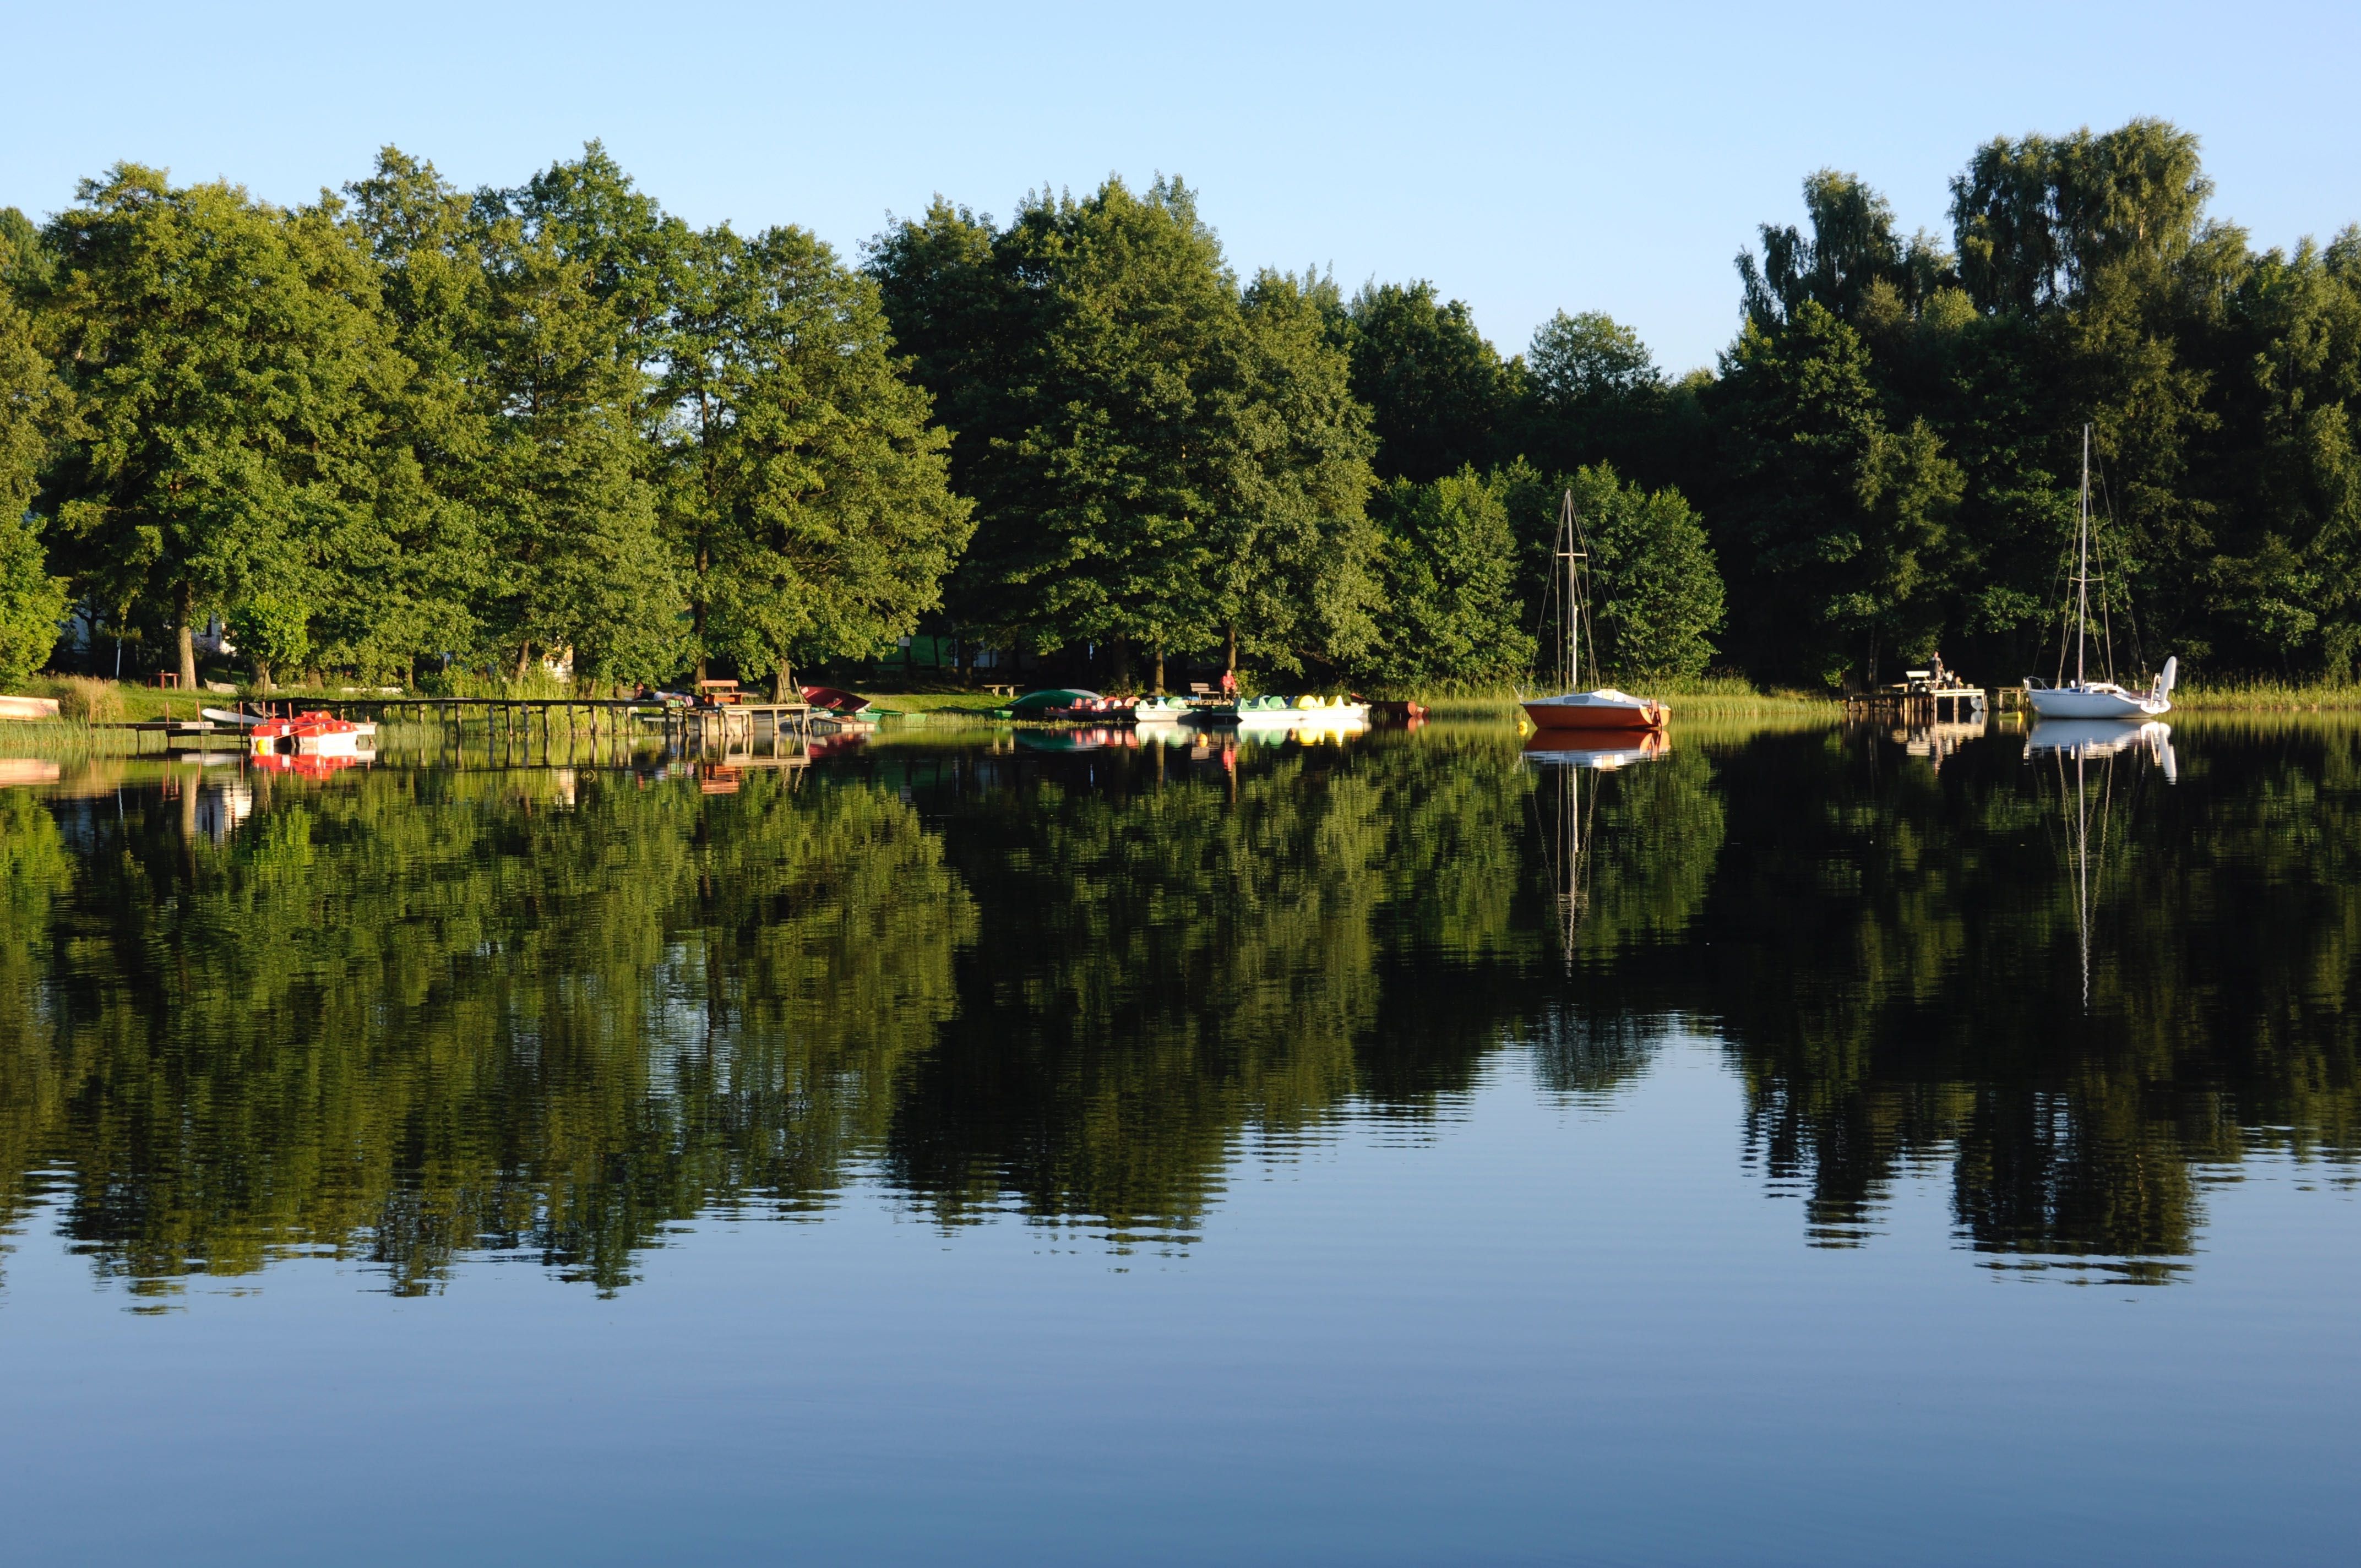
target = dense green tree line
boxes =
[0,155,1723,695]
[1333,118,2361,687]
[867,191,1722,688]
[0,148,971,693]
[4,117,2353,692]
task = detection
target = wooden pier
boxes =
[1843,672,1996,724]
[249,695,825,749]
[100,719,233,758]
[88,694,875,770]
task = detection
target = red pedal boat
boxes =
[249,710,377,759]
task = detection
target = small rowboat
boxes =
[799,685,872,714]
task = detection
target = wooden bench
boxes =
[1189,682,1212,696]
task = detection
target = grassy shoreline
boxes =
[10,673,2356,757]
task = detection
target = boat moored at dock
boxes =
[1185,694,1369,729]
[249,710,377,760]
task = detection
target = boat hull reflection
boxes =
[2026,718,2176,780]
[1522,730,1671,770]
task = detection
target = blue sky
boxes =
[7,2,2356,372]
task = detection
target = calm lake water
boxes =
[1,717,2354,1565]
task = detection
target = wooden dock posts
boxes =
[105,719,230,758]
[257,695,826,766]
[1843,678,1996,724]
[86,694,847,771]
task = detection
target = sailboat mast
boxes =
[1568,525,1579,693]
[1558,488,1586,693]
[2076,424,2091,689]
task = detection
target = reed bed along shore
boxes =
[2169,682,2361,711]
[1419,678,1835,722]
[0,720,153,758]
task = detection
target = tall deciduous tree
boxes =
[1944,119,2239,668]
[1515,311,1701,487]
[0,220,62,532]
[472,213,678,682]
[1362,467,1533,687]
[466,150,682,683]
[1739,170,1949,330]
[0,231,67,684]
[496,142,687,451]
[340,147,494,681]
[2211,231,2361,676]
[985,177,1237,685]
[872,187,1392,687]
[39,167,406,689]
[661,222,971,693]
[1344,280,1515,482]
[1205,269,1380,676]
[1711,301,1962,685]
[1564,464,1725,680]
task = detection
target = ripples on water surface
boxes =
[0,717,2354,1564]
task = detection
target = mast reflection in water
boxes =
[2025,718,2177,1010]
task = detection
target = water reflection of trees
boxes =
[1699,722,2361,1277]
[2,768,973,1295]
[0,719,2353,1295]
[883,732,1565,1244]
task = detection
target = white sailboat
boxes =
[2025,427,2175,720]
